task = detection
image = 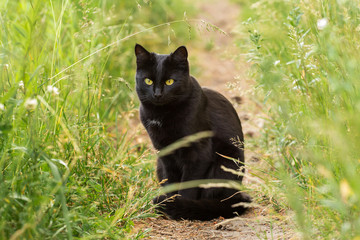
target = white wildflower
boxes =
[317,18,328,30]
[4,64,9,69]
[53,87,59,95]
[19,81,24,88]
[274,60,280,66]
[24,98,38,110]
[47,85,60,95]
[0,103,4,111]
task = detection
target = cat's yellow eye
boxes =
[144,78,153,85]
[165,79,174,86]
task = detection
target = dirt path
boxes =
[134,0,298,239]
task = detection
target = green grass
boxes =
[4,0,359,239]
[235,0,360,239]
[0,0,197,238]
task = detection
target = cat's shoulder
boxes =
[201,87,229,103]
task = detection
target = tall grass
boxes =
[237,0,360,238]
[0,0,196,238]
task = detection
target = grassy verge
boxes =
[236,0,360,238]
[0,0,197,238]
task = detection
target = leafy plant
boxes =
[238,0,360,238]
[0,0,196,238]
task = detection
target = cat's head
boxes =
[135,44,191,106]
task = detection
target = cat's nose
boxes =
[153,88,162,99]
[153,92,162,99]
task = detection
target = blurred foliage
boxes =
[237,0,360,238]
[0,0,196,238]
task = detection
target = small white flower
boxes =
[274,60,280,66]
[0,103,4,111]
[317,18,328,30]
[4,64,9,69]
[47,85,60,95]
[24,98,38,110]
[19,81,24,88]
[53,87,59,95]
[293,85,300,90]
[46,85,53,92]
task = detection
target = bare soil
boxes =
[135,208,295,240]
[133,0,299,239]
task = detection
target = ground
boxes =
[134,208,295,239]
[133,0,299,239]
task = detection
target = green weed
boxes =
[238,0,360,238]
[0,0,197,238]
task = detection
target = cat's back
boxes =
[202,87,243,140]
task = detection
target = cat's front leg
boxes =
[178,163,213,199]
[156,157,184,198]
[178,187,199,199]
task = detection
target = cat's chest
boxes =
[140,113,186,148]
[143,116,182,137]
[146,120,183,149]
[145,118,163,128]
[140,106,186,131]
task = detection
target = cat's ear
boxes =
[135,44,150,61]
[171,46,188,61]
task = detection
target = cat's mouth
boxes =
[151,98,168,106]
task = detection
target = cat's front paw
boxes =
[153,194,181,219]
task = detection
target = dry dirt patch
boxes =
[135,207,294,239]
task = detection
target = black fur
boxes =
[135,44,251,220]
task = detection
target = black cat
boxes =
[135,44,251,220]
